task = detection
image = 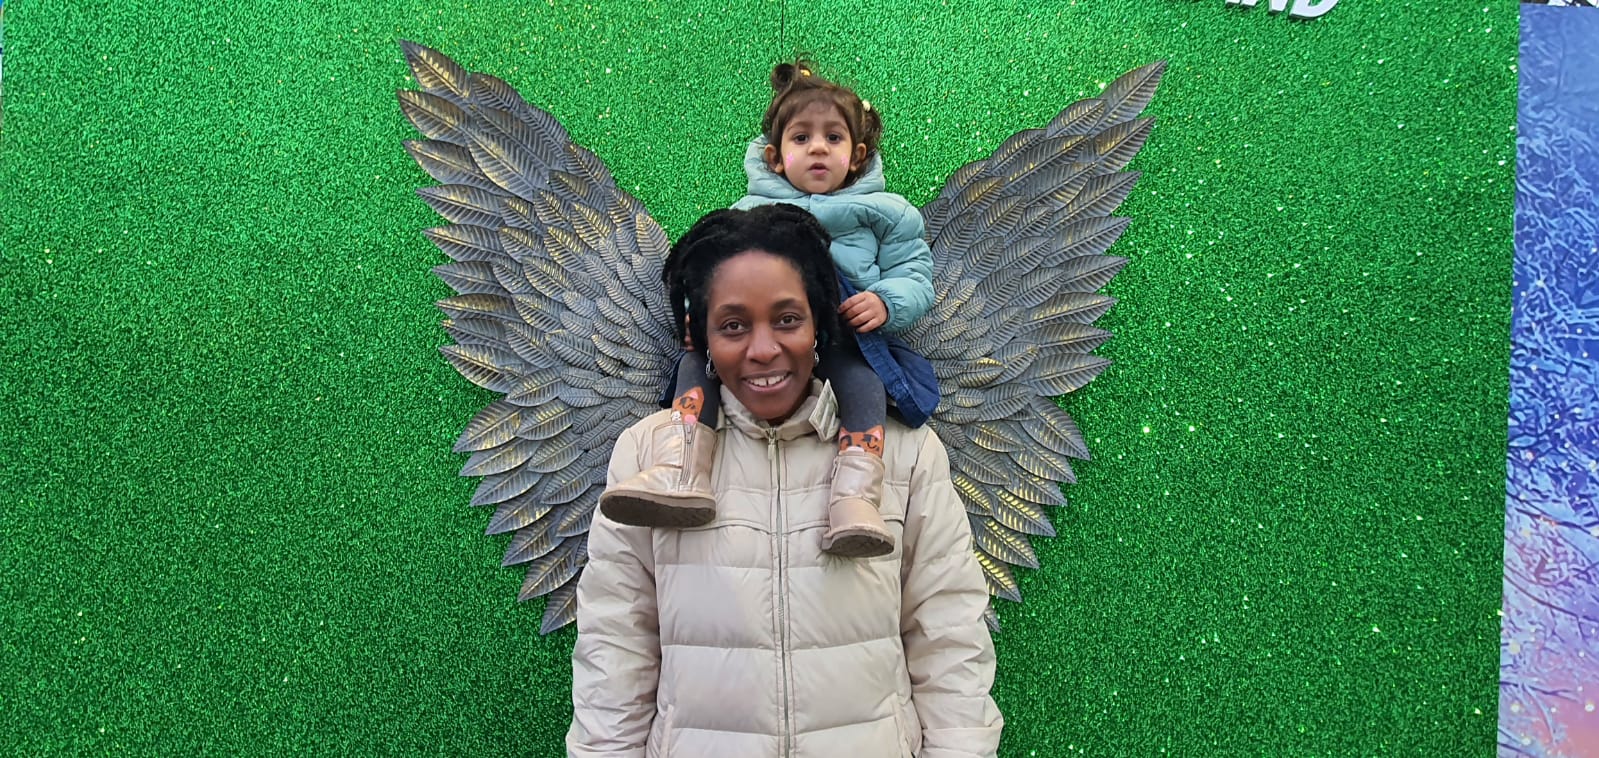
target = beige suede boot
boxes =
[820,450,895,558]
[598,418,718,528]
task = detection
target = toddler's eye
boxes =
[827,133,844,144]
[792,133,808,144]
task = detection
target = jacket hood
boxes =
[742,137,886,199]
[719,378,840,444]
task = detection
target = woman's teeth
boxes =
[748,374,786,388]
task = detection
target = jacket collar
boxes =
[741,137,887,199]
[719,378,840,443]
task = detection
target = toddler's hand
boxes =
[840,291,888,333]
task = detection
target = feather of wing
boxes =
[501,523,557,567]
[518,404,573,441]
[1026,292,1117,328]
[433,261,503,296]
[424,225,507,264]
[471,466,542,507]
[1098,61,1168,126]
[486,492,556,536]
[1061,171,1142,223]
[944,443,1014,486]
[440,344,522,393]
[539,579,581,635]
[504,368,563,406]
[418,185,504,228]
[518,537,587,601]
[1005,476,1068,510]
[405,140,498,192]
[1024,400,1091,461]
[511,294,564,335]
[993,489,1058,537]
[466,120,550,200]
[554,487,601,538]
[398,89,469,145]
[442,317,506,347]
[971,424,1027,453]
[1024,353,1111,397]
[1046,98,1107,137]
[571,143,621,197]
[461,437,542,477]
[453,400,522,453]
[1067,118,1155,176]
[1011,446,1075,482]
[401,40,471,106]
[951,473,998,517]
[533,460,596,506]
[972,516,1041,570]
[975,550,1022,603]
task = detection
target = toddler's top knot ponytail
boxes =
[769,62,803,92]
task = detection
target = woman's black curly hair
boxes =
[662,204,844,355]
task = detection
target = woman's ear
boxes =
[850,143,868,172]
[764,143,784,175]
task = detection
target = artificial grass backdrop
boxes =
[0,0,1514,754]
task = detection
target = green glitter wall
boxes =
[0,0,1514,754]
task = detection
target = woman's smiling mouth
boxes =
[745,372,791,390]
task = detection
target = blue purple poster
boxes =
[1501,3,1599,753]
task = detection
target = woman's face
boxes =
[705,249,818,424]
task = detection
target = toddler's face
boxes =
[767,102,867,195]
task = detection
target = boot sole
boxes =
[822,530,895,558]
[599,491,716,528]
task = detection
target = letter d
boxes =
[1290,0,1337,19]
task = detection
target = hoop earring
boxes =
[812,342,821,367]
[706,361,719,380]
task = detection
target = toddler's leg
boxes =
[598,352,720,528]
[672,351,722,430]
[816,344,895,558]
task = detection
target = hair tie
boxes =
[862,100,872,112]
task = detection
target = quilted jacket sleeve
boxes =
[866,195,935,333]
[899,430,1004,758]
[566,422,661,758]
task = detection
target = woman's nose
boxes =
[749,327,782,361]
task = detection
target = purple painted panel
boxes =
[1502,5,1599,755]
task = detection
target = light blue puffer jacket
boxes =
[731,139,935,334]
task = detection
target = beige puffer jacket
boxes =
[566,381,1002,758]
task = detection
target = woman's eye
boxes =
[718,321,746,334]
[779,314,804,327]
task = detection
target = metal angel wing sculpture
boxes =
[396,41,1165,634]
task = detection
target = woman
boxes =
[566,204,1003,758]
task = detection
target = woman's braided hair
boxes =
[662,204,844,354]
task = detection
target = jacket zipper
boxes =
[766,427,792,758]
